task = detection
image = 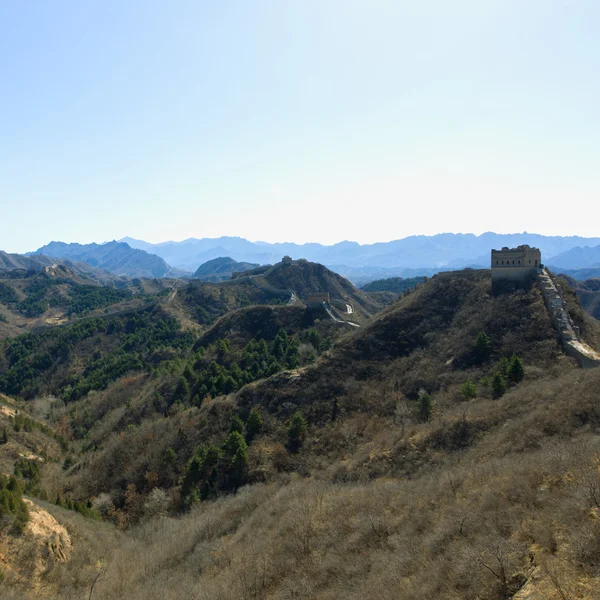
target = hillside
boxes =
[177,258,393,327]
[31,241,184,279]
[1,269,600,598]
[236,269,568,419]
[361,275,426,293]
[0,250,125,285]
[0,265,175,340]
[565,277,600,321]
[233,258,391,320]
[192,256,260,282]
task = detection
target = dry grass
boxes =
[3,367,597,600]
[3,269,599,599]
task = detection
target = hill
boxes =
[551,266,600,280]
[0,262,176,340]
[2,269,600,598]
[234,258,391,320]
[178,258,393,327]
[563,277,600,320]
[31,241,185,279]
[0,250,125,285]
[361,275,426,293]
[192,256,260,282]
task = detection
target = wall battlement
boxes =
[491,245,541,294]
[307,292,330,307]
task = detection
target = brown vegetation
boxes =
[1,268,600,599]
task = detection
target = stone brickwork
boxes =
[307,292,330,308]
[491,245,541,294]
[538,268,600,369]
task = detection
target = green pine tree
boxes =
[492,371,508,399]
[508,355,525,384]
[245,408,263,443]
[223,431,248,488]
[173,377,190,403]
[416,393,433,422]
[474,332,492,362]
[229,413,245,435]
[288,411,308,452]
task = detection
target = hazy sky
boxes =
[1,0,598,253]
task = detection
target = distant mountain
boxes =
[0,251,58,273]
[0,251,125,285]
[547,245,600,270]
[121,233,600,274]
[192,257,260,282]
[30,241,186,279]
[551,267,600,281]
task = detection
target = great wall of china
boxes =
[491,246,600,369]
[538,268,600,368]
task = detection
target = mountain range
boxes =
[3,233,599,283]
[547,244,600,269]
[121,233,600,275]
[0,250,126,286]
[30,241,186,279]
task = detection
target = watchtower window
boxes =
[512,260,515,264]
[535,259,538,266]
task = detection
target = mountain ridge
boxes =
[120,232,600,276]
[547,244,600,269]
[30,241,187,279]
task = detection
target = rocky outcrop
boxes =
[0,500,72,589]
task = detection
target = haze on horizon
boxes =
[1,0,598,255]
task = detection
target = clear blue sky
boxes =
[1,0,598,253]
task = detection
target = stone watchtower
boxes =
[491,245,541,294]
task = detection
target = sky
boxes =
[1,0,599,254]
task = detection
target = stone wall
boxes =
[538,268,600,369]
[307,293,330,306]
[491,246,541,295]
[491,246,541,269]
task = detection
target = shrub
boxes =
[245,408,263,443]
[416,393,433,422]
[229,414,245,435]
[459,380,477,400]
[492,372,508,399]
[288,411,308,452]
[143,488,171,519]
[508,355,525,384]
[475,331,492,362]
[223,431,248,489]
[0,475,29,532]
